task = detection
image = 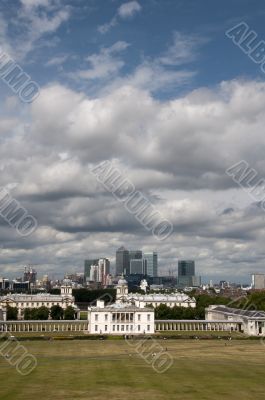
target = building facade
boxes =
[144,252,158,277]
[205,305,265,336]
[0,280,78,321]
[84,259,99,280]
[126,293,196,308]
[251,273,265,290]
[88,300,155,335]
[116,247,130,275]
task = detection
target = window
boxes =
[113,325,115,331]
[121,325,124,331]
[95,314,98,321]
[147,314,150,321]
[138,325,141,331]
[130,325,133,331]
[105,314,108,321]
[126,325,129,331]
[117,325,120,331]
[95,325,98,332]
[147,325,150,331]
[105,325,108,332]
[138,314,141,321]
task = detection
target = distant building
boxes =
[84,259,99,280]
[251,273,265,290]
[127,292,196,308]
[23,266,37,284]
[178,260,195,277]
[116,247,130,275]
[178,260,200,287]
[89,259,110,285]
[0,279,79,321]
[130,259,146,274]
[144,252,158,277]
[206,305,265,336]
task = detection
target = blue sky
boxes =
[2,0,265,96]
[1,0,265,283]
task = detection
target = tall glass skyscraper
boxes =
[144,252,158,277]
[178,260,195,277]
[115,246,130,275]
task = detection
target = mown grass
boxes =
[0,339,264,400]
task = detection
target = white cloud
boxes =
[75,41,129,81]
[98,1,142,34]
[0,0,70,60]
[118,1,142,19]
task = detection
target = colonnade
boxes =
[0,321,89,333]
[155,320,240,332]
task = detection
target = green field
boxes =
[0,339,265,400]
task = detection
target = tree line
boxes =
[6,305,76,321]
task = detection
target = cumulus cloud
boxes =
[0,78,265,279]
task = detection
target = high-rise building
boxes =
[129,250,142,260]
[89,258,110,285]
[84,259,99,279]
[178,260,195,277]
[178,260,201,287]
[116,247,130,275]
[23,266,37,283]
[144,252,158,277]
[130,259,146,274]
[252,273,265,289]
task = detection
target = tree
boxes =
[36,306,49,320]
[64,306,75,320]
[6,305,18,320]
[50,305,64,320]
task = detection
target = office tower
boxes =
[252,273,265,289]
[178,260,200,287]
[89,258,110,285]
[129,250,142,260]
[23,266,37,283]
[116,246,130,275]
[144,252,158,277]
[130,259,146,274]
[178,260,195,277]
[84,259,99,279]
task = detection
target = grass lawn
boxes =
[0,339,264,400]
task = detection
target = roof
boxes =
[88,302,154,312]
[209,306,265,319]
[127,293,195,302]
[0,294,74,302]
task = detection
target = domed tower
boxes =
[61,279,73,296]
[116,274,128,303]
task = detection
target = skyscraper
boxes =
[178,260,198,287]
[130,259,146,274]
[84,259,99,279]
[116,247,130,275]
[178,260,195,277]
[144,252,158,277]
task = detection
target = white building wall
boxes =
[88,309,155,335]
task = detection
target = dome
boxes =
[118,274,128,285]
[62,278,72,286]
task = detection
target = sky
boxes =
[1,0,265,283]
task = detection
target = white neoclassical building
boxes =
[0,279,78,321]
[206,305,265,336]
[126,292,196,309]
[87,276,155,335]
